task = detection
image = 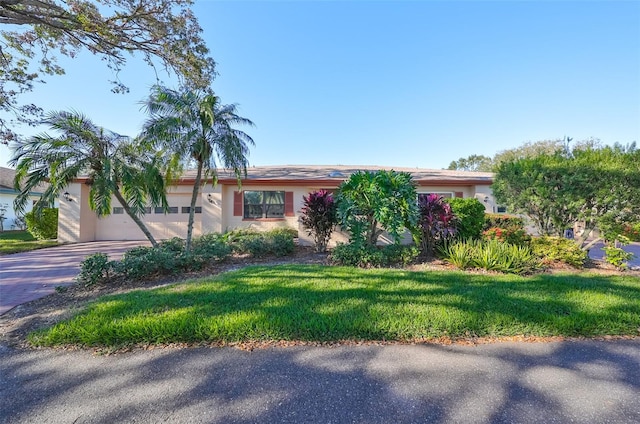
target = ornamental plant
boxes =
[417,194,457,256]
[300,189,337,252]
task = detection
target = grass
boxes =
[29,265,640,348]
[0,230,58,255]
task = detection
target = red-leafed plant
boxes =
[300,190,338,252]
[418,194,457,256]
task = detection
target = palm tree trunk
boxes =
[113,188,159,248]
[185,160,203,252]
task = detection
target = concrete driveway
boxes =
[1,339,639,423]
[0,241,149,316]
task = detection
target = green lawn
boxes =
[0,230,57,255]
[29,265,640,348]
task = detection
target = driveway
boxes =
[0,241,149,316]
[1,340,639,423]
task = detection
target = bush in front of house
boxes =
[24,208,58,240]
[529,236,587,268]
[446,197,486,240]
[329,242,419,268]
[223,228,296,257]
[440,238,540,275]
[417,194,457,257]
[300,189,338,252]
[483,213,525,232]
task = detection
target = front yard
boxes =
[29,264,640,349]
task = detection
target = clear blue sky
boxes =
[1,0,639,169]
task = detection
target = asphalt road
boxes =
[2,340,639,423]
[589,242,640,268]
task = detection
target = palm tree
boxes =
[10,110,169,247]
[142,85,254,252]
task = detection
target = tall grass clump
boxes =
[441,239,540,275]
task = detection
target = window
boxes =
[243,191,285,219]
[182,206,202,214]
[154,206,179,214]
[496,206,507,213]
[113,207,124,214]
[143,207,152,214]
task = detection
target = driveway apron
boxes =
[0,241,149,315]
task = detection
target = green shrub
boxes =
[441,239,540,275]
[191,233,232,261]
[603,246,634,270]
[223,228,295,257]
[77,253,114,286]
[530,236,587,268]
[447,198,486,240]
[330,242,419,267]
[483,214,525,231]
[24,208,58,240]
[115,246,180,279]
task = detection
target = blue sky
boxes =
[1,0,639,169]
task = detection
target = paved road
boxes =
[1,340,639,423]
[589,241,640,268]
[0,241,149,315]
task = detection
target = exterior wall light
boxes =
[63,192,73,202]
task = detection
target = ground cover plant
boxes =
[0,230,58,255]
[29,265,640,348]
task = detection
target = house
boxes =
[0,167,50,231]
[58,165,495,244]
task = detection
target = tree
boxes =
[492,144,640,249]
[142,85,254,252]
[447,154,494,172]
[300,189,337,253]
[336,170,418,247]
[0,0,215,144]
[10,110,169,246]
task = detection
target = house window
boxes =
[496,206,507,213]
[113,207,124,214]
[182,206,202,214]
[154,206,179,214]
[243,191,285,219]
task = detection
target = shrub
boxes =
[447,198,486,240]
[417,194,457,256]
[483,214,525,232]
[482,226,531,246]
[223,228,295,257]
[603,236,636,270]
[191,233,232,261]
[115,246,180,279]
[77,253,114,286]
[24,208,58,240]
[300,189,337,252]
[329,242,419,267]
[530,236,587,268]
[441,239,540,275]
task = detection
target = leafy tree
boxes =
[10,110,169,246]
[336,170,417,247]
[300,189,337,253]
[447,154,494,172]
[142,85,254,252]
[417,194,457,256]
[493,144,640,249]
[0,0,215,144]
